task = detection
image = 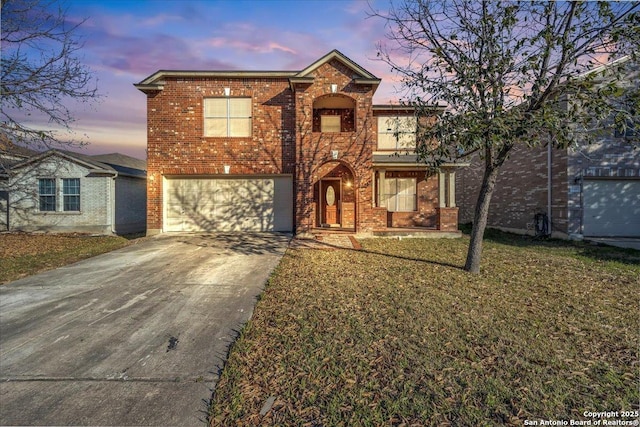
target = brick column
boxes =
[372,207,388,230]
[437,207,459,232]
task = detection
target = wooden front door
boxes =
[321,180,341,226]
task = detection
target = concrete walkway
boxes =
[0,233,290,426]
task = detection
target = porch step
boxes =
[372,229,462,238]
[310,228,355,236]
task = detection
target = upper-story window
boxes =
[313,95,355,132]
[377,116,417,150]
[204,98,252,137]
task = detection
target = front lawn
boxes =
[0,232,133,284]
[210,234,639,426]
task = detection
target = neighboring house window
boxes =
[320,115,341,133]
[381,178,417,212]
[63,178,80,211]
[38,178,56,211]
[204,98,252,137]
[614,120,635,138]
[377,116,417,150]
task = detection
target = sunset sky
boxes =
[43,0,403,159]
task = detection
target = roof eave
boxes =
[136,70,298,86]
[134,83,164,94]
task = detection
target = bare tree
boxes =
[372,0,639,273]
[1,0,98,151]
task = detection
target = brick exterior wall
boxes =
[456,145,569,236]
[139,52,459,235]
[456,60,639,238]
[371,207,388,231]
[293,59,377,233]
[437,207,459,232]
[383,171,438,228]
[457,138,639,238]
[145,77,295,232]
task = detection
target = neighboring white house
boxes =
[0,149,147,234]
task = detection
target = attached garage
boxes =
[583,178,640,237]
[163,176,293,232]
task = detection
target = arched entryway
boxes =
[314,161,356,230]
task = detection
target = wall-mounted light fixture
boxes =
[224,87,231,97]
[224,165,231,174]
[345,180,352,188]
[331,83,338,94]
[331,150,339,160]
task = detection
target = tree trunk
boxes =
[464,157,502,273]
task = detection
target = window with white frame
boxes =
[381,178,416,212]
[63,178,80,211]
[38,178,56,212]
[377,116,417,150]
[204,97,252,137]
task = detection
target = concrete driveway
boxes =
[0,233,290,426]
[585,237,640,251]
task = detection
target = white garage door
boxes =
[164,176,293,232]
[583,179,640,237]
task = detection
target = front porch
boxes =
[371,158,463,233]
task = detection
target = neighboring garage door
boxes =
[583,179,640,237]
[164,176,293,232]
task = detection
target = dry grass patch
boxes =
[0,232,132,284]
[210,235,639,426]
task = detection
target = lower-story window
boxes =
[38,178,81,212]
[38,178,56,212]
[63,178,80,211]
[381,178,416,212]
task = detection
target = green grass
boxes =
[210,234,639,426]
[0,232,133,284]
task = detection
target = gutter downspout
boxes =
[111,173,118,234]
[547,142,552,237]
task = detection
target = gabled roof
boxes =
[9,150,146,178]
[90,153,147,177]
[578,55,633,80]
[0,136,39,170]
[134,49,381,93]
[294,49,379,83]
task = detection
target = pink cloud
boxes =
[139,13,184,28]
[202,36,296,55]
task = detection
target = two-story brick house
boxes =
[135,50,461,235]
[456,57,639,239]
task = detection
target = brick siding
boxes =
[293,59,376,233]
[456,144,569,236]
[145,77,295,231]
[140,53,458,235]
